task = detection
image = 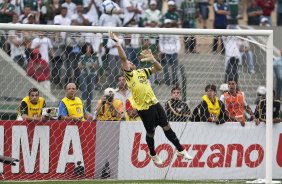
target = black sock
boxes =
[146,135,156,156]
[164,128,183,152]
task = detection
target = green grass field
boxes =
[0,180,251,184]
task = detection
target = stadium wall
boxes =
[0,121,281,180]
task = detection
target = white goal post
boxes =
[0,23,274,183]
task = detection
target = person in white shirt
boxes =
[71,4,90,26]
[238,38,255,74]
[143,0,162,28]
[53,7,71,39]
[159,19,181,86]
[31,32,53,63]
[121,0,148,26]
[106,34,124,88]
[222,35,241,83]
[98,11,122,27]
[62,0,76,19]
[8,29,26,69]
[83,0,102,25]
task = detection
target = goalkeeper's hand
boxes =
[140,49,156,63]
[108,31,119,43]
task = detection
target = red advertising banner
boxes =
[0,121,96,180]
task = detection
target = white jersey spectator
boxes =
[31,33,53,63]
[83,0,102,25]
[143,0,162,28]
[71,4,90,26]
[98,13,122,27]
[121,0,148,26]
[62,0,77,19]
[159,35,181,54]
[222,36,241,70]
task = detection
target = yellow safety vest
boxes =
[62,97,85,121]
[202,95,220,118]
[17,96,45,118]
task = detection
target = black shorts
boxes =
[137,102,168,133]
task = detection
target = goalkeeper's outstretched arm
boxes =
[108,31,131,71]
[140,49,163,73]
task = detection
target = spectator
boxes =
[260,17,271,27]
[95,87,123,121]
[25,12,37,24]
[226,0,242,25]
[191,84,227,124]
[0,0,15,23]
[220,78,259,126]
[17,88,47,121]
[20,0,38,12]
[256,0,275,26]
[8,30,27,69]
[219,83,229,95]
[78,42,99,112]
[278,0,282,26]
[83,0,101,25]
[106,33,124,88]
[125,97,141,121]
[50,31,65,87]
[65,30,84,86]
[114,75,132,118]
[47,0,61,25]
[238,38,255,74]
[274,48,282,99]
[26,49,51,92]
[143,0,162,28]
[162,0,179,27]
[197,0,209,29]
[255,85,266,105]
[222,34,241,83]
[122,0,147,26]
[212,0,230,54]
[19,6,31,23]
[62,0,77,19]
[31,31,53,63]
[98,6,122,27]
[247,0,263,26]
[159,19,181,86]
[58,83,93,121]
[165,86,190,122]
[254,90,281,123]
[180,0,199,53]
[71,4,90,26]
[53,7,71,39]
[38,0,48,24]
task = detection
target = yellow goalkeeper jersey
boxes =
[124,68,158,111]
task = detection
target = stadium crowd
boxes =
[0,0,281,121]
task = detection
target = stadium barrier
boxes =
[0,121,281,180]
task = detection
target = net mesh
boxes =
[0,28,269,181]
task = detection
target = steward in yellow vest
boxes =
[17,88,46,121]
[58,83,93,122]
[191,84,228,124]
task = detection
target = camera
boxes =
[105,95,114,102]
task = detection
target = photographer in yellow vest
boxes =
[17,88,47,121]
[95,88,123,121]
[58,83,93,122]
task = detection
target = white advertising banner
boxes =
[118,122,282,180]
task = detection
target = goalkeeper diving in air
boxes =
[109,31,193,165]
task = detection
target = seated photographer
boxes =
[17,88,47,121]
[95,88,124,121]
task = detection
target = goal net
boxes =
[0,24,278,183]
